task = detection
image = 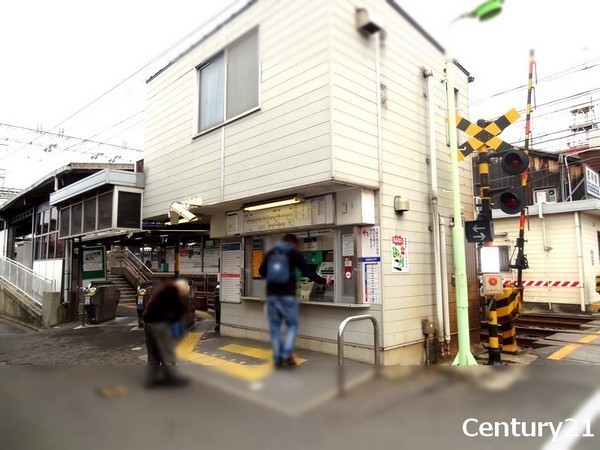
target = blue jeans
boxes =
[266,295,299,364]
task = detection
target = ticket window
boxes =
[296,234,334,302]
[243,229,360,304]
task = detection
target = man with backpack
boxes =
[259,233,332,366]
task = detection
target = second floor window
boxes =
[198,29,259,132]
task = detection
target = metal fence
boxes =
[0,256,56,305]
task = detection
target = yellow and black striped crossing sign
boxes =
[456,108,520,161]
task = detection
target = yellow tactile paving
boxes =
[219,343,307,365]
[176,332,204,359]
[547,331,600,361]
[175,333,278,382]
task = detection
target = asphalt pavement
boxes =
[1,313,600,449]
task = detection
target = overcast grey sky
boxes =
[1,0,599,188]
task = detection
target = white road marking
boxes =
[542,390,600,450]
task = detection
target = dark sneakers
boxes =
[274,354,298,368]
[284,354,298,366]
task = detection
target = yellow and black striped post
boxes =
[497,285,519,353]
[479,144,502,365]
[500,50,536,354]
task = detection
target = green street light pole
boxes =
[448,0,503,365]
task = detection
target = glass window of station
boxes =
[34,207,64,260]
[58,188,142,239]
[243,227,358,304]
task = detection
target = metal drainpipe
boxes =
[539,202,551,309]
[574,211,586,313]
[439,217,451,350]
[374,30,385,362]
[565,155,573,201]
[423,68,445,353]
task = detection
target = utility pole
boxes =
[447,0,505,366]
[446,59,477,366]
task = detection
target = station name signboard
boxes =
[142,220,165,230]
[585,165,600,199]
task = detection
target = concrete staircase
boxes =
[106,274,137,303]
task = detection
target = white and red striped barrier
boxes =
[502,280,581,288]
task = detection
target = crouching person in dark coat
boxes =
[142,279,190,388]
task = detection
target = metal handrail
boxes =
[0,256,53,283]
[110,249,152,284]
[0,256,56,305]
[337,314,380,395]
[123,255,151,283]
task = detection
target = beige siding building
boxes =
[143,0,478,364]
[493,200,600,313]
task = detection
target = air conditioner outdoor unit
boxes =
[533,188,557,204]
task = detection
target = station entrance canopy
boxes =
[49,169,145,240]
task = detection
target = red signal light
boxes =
[498,188,526,214]
[501,150,529,176]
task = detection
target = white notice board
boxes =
[358,226,381,304]
[243,195,333,233]
[220,242,242,304]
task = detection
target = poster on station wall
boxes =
[358,226,381,304]
[82,246,106,280]
[220,242,242,303]
[251,239,264,279]
[391,235,409,273]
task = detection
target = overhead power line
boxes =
[0,122,142,152]
[472,58,600,105]
[5,0,245,159]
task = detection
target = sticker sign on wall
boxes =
[360,226,380,257]
[391,235,409,273]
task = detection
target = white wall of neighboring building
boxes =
[33,259,63,292]
[493,211,599,309]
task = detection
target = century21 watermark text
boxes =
[462,418,594,441]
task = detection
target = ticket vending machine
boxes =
[298,255,335,302]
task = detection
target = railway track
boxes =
[516,313,597,348]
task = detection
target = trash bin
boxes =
[160,263,169,272]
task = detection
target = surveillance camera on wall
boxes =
[169,201,198,224]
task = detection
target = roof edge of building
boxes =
[492,199,600,219]
[0,162,135,213]
[146,0,470,84]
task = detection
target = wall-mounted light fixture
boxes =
[394,196,410,215]
[243,195,303,212]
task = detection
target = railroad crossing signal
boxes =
[456,108,520,161]
[465,220,494,243]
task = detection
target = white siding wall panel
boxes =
[330,0,474,350]
[580,214,599,305]
[144,0,334,219]
[494,214,583,305]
